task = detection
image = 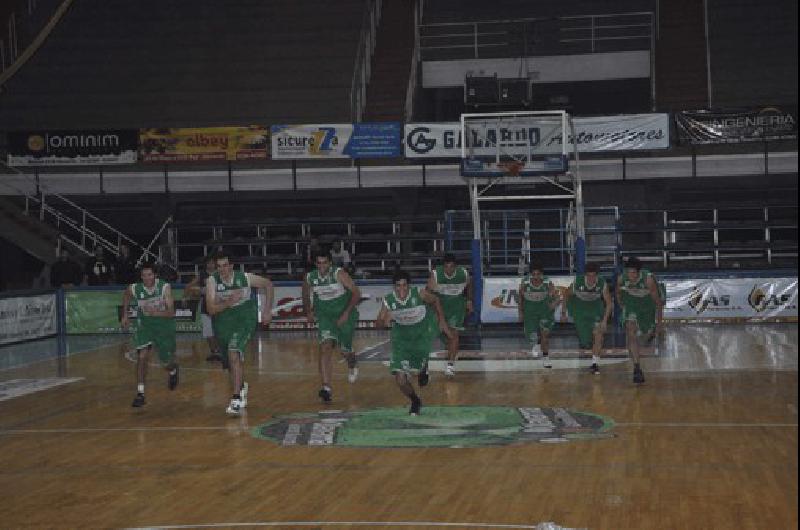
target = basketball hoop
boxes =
[497,160,525,177]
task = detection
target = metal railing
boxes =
[404,0,421,122]
[419,12,654,60]
[0,163,168,267]
[350,0,382,123]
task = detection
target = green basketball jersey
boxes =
[431,265,468,328]
[307,267,350,318]
[131,279,170,326]
[211,270,257,320]
[520,276,554,312]
[384,286,436,342]
[619,269,655,307]
[571,275,607,309]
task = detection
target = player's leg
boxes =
[625,315,645,384]
[318,339,335,402]
[394,370,421,416]
[132,345,150,407]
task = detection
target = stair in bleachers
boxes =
[363,0,415,122]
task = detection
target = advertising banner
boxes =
[481,276,573,324]
[139,126,269,162]
[675,107,797,144]
[271,123,402,159]
[404,114,670,158]
[66,289,201,334]
[663,277,797,321]
[0,293,57,345]
[7,130,138,166]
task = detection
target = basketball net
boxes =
[497,160,525,177]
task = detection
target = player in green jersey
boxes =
[303,248,362,403]
[518,261,561,368]
[121,262,177,408]
[427,253,473,377]
[377,269,452,415]
[616,257,662,384]
[205,251,274,416]
[564,262,613,375]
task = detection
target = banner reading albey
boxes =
[139,127,269,162]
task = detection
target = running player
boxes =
[564,262,613,374]
[302,248,362,403]
[121,262,178,408]
[427,253,472,377]
[518,261,560,368]
[205,251,274,416]
[616,257,662,384]
[376,269,452,415]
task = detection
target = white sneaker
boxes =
[348,366,359,384]
[444,364,456,377]
[240,381,248,409]
[542,354,552,369]
[530,344,542,358]
[226,398,242,416]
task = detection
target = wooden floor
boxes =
[0,324,797,530]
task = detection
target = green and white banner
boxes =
[66,289,201,334]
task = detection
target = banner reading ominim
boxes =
[7,130,138,166]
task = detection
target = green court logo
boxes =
[252,406,615,448]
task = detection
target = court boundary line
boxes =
[126,521,568,529]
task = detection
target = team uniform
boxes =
[520,276,556,341]
[130,279,176,364]
[384,286,437,373]
[430,265,469,334]
[209,270,258,354]
[567,275,608,349]
[306,267,358,353]
[618,269,658,336]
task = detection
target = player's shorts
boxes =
[133,321,176,365]
[316,310,358,353]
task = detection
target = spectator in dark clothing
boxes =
[50,249,83,288]
[85,246,115,285]
[115,244,137,285]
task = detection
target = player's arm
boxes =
[120,284,133,329]
[601,283,613,330]
[464,270,474,314]
[301,273,315,324]
[615,277,624,310]
[205,276,232,316]
[421,287,453,339]
[184,274,202,298]
[518,280,526,322]
[562,284,574,322]
[426,270,437,292]
[376,303,392,328]
[646,274,661,308]
[151,284,176,318]
[336,269,361,326]
[248,273,274,325]
[547,282,561,311]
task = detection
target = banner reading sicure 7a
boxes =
[66,289,201,334]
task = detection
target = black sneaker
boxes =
[418,366,430,387]
[206,353,223,363]
[633,366,646,384]
[168,366,179,390]
[131,393,146,407]
[409,396,421,416]
[318,387,332,403]
[590,363,600,375]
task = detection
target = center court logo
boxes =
[252,406,615,447]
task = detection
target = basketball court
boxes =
[0,323,796,529]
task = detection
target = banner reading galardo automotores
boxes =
[271,123,402,159]
[0,293,57,345]
[663,277,797,322]
[139,126,269,162]
[7,130,138,166]
[404,114,670,158]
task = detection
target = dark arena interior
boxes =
[0,1,797,529]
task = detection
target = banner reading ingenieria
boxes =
[139,126,269,162]
[271,123,402,159]
[675,107,797,144]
